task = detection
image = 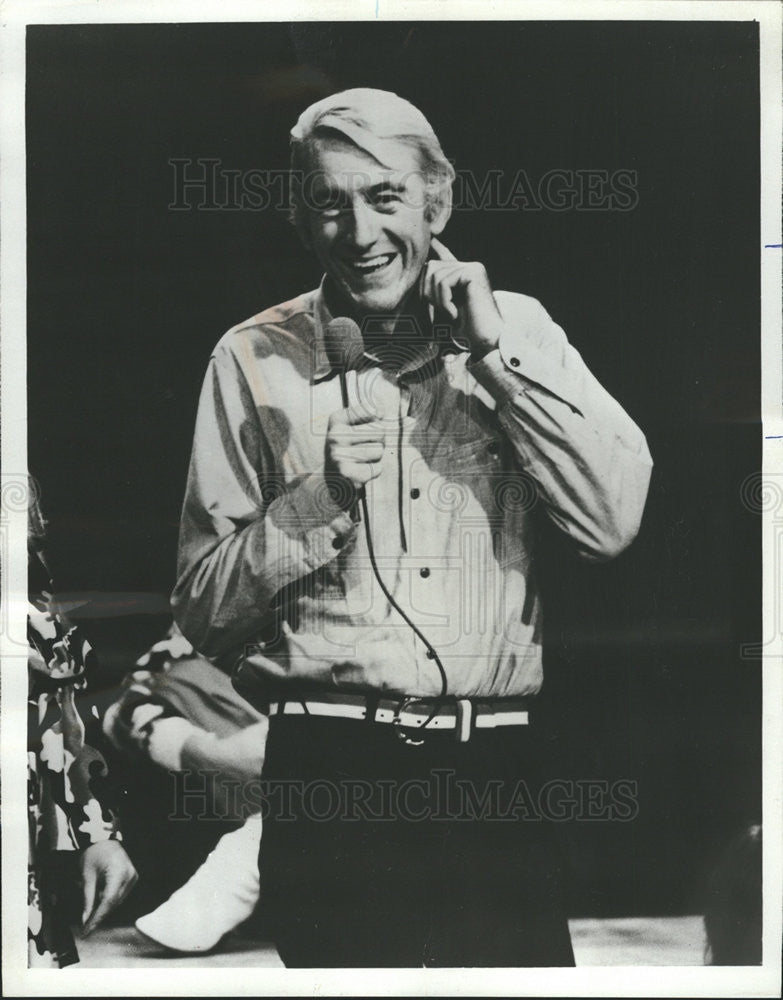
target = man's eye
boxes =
[373,192,401,210]
[314,195,350,217]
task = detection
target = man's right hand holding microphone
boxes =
[324,404,387,514]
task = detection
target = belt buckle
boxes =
[392,696,431,746]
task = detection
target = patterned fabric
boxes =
[102,622,265,823]
[27,596,119,968]
[105,621,264,747]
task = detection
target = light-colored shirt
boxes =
[172,280,653,700]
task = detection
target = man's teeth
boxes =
[350,254,394,273]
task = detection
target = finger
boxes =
[331,419,384,437]
[119,869,138,904]
[353,462,383,484]
[81,861,98,929]
[83,893,112,934]
[422,263,439,308]
[425,262,460,309]
[334,444,384,462]
[332,406,379,429]
[427,267,459,320]
[345,461,382,486]
[112,865,138,906]
[436,275,459,320]
[346,403,381,426]
[430,237,458,262]
[332,451,384,475]
[346,443,385,462]
[330,417,385,439]
[329,407,373,429]
[329,430,385,451]
[83,868,124,934]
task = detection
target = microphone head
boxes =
[324,317,364,372]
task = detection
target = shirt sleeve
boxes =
[467,292,653,561]
[171,343,356,661]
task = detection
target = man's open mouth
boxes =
[345,253,396,276]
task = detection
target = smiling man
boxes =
[300,138,435,313]
[172,89,653,967]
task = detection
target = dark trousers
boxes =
[258,712,575,968]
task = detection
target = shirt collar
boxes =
[310,275,457,384]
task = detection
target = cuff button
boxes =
[509,356,520,367]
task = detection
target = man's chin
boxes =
[342,284,416,316]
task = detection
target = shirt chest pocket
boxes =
[410,432,509,529]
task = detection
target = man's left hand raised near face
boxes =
[422,237,504,360]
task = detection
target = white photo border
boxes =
[2,1,781,996]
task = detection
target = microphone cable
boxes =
[325,316,449,738]
[357,488,448,741]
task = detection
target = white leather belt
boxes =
[268,694,530,743]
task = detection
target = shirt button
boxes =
[419,567,430,578]
[410,488,420,499]
[332,536,344,550]
[509,356,521,367]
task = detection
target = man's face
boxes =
[301,136,445,315]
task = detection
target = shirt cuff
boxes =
[467,326,583,415]
[467,347,525,406]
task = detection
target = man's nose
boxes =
[344,199,380,249]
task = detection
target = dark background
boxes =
[27,21,761,917]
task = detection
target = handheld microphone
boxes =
[324,317,366,521]
[323,316,365,406]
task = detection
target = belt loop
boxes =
[455,698,472,743]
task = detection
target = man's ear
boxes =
[428,183,453,237]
